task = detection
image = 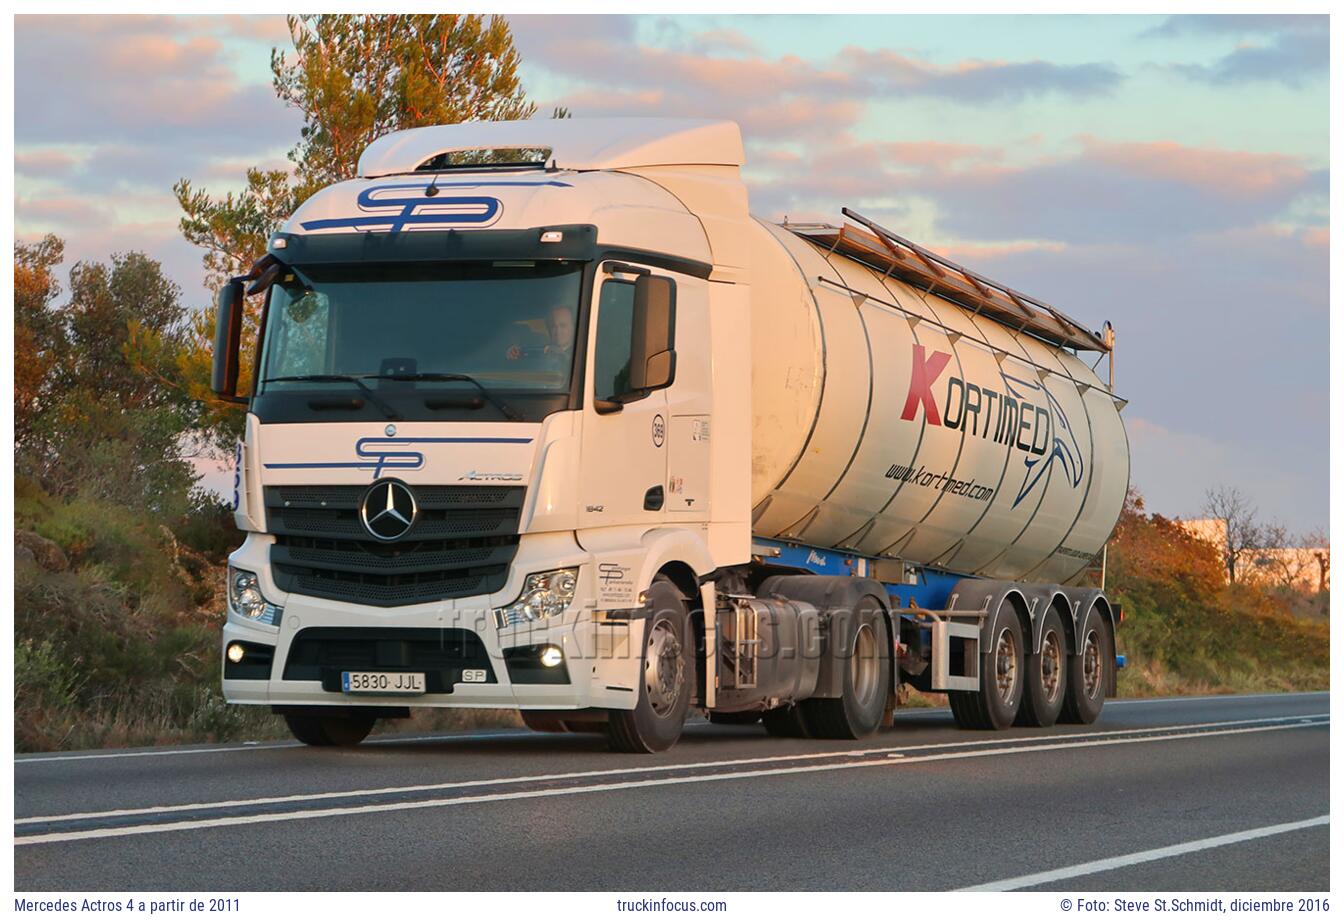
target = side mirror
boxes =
[628,275,676,392]
[212,280,246,402]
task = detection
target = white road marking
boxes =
[14,691,1327,764]
[16,742,303,763]
[16,713,1325,826]
[897,691,1332,717]
[1106,691,1330,706]
[15,717,1326,846]
[15,729,534,764]
[960,815,1330,891]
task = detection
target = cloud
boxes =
[510,15,1124,145]
[16,195,118,229]
[15,15,297,153]
[919,140,1323,245]
[1173,30,1328,87]
[1144,14,1326,39]
[14,15,300,307]
[15,148,80,179]
[842,48,1122,102]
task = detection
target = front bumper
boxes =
[221,532,643,712]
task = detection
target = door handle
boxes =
[643,485,664,511]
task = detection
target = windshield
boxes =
[258,261,583,395]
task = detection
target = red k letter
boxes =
[901,344,952,425]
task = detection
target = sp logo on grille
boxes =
[360,479,418,541]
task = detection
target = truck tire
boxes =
[284,712,376,747]
[761,704,812,738]
[802,600,890,739]
[606,577,692,753]
[1060,606,1111,725]
[1016,607,1067,727]
[949,600,1025,730]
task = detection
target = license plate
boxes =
[341,671,426,695]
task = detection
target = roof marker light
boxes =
[540,231,563,243]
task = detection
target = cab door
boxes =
[578,265,672,528]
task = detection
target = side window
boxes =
[592,280,635,400]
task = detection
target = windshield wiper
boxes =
[366,373,523,422]
[261,374,402,421]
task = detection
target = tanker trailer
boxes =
[212,117,1127,752]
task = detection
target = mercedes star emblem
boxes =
[359,479,418,541]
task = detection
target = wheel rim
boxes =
[995,626,1019,704]
[850,622,880,709]
[1040,629,1063,704]
[1082,629,1102,699]
[644,619,684,716]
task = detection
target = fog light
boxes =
[226,643,246,664]
[539,645,564,668]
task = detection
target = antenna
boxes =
[424,174,440,198]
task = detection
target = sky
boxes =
[13,14,1330,536]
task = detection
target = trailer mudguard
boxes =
[947,578,1079,654]
[756,574,894,700]
[1056,586,1118,654]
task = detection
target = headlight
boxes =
[227,566,283,626]
[495,568,579,629]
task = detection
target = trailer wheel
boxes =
[606,577,692,753]
[1016,608,1067,727]
[761,704,812,738]
[284,712,376,747]
[1060,606,1111,725]
[803,600,890,739]
[950,600,1025,730]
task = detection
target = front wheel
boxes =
[284,711,376,747]
[606,577,693,753]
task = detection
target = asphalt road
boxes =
[14,691,1329,892]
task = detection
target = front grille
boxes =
[266,484,524,607]
[282,627,495,693]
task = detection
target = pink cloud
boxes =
[15,148,80,178]
[1078,137,1312,199]
[1301,226,1328,247]
[16,195,117,229]
[694,28,759,56]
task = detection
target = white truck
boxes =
[214,118,1129,753]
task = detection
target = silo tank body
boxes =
[747,218,1129,585]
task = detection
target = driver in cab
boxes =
[505,304,576,374]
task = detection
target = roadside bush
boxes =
[1107,491,1329,697]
